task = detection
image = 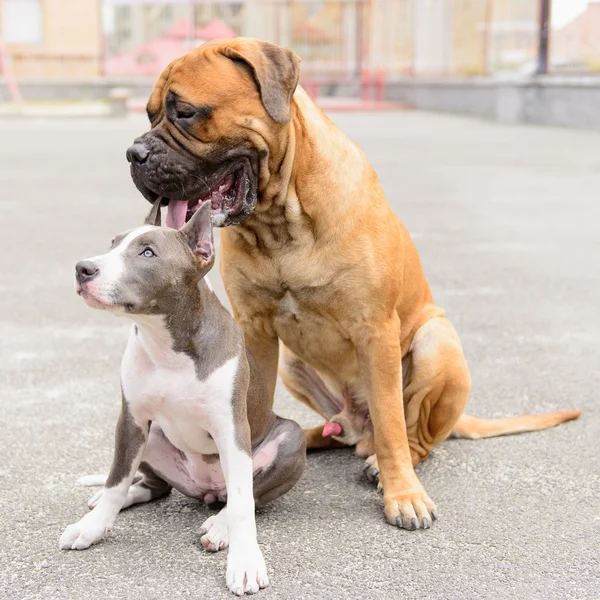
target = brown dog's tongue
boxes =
[166,199,188,229]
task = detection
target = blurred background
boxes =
[1,0,600,127]
[2,3,599,598]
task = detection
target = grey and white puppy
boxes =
[60,200,305,596]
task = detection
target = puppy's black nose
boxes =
[126,143,149,165]
[75,260,99,283]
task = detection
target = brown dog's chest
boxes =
[232,263,360,382]
[275,289,355,373]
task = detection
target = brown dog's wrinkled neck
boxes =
[234,88,369,254]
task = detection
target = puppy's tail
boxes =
[76,474,108,487]
[451,410,581,440]
[76,473,143,486]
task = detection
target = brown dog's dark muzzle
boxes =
[127,133,259,228]
[126,143,149,166]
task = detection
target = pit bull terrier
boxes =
[126,38,580,530]
[60,200,305,595]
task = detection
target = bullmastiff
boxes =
[126,38,580,530]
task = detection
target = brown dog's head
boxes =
[127,37,300,228]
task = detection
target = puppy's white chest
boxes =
[121,327,238,455]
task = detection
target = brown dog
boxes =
[127,38,580,530]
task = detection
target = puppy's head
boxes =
[126,37,300,228]
[75,202,214,315]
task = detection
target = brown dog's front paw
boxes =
[384,490,438,530]
[363,454,437,530]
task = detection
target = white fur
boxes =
[59,444,146,550]
[79,225,156,305]
[60,313,268,594]
[121,316,239,455]
[200,507,229,551]
[76,474,107,487]
[87,480,155,510]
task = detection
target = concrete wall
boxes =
[0,78,156,103]
[386,76,600,130]
[3,74,600,131]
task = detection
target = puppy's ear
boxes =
[220,39,300,125]
[144,197,162,227]
[181,202,214,271]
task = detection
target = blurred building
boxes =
[0,0,102,78]
[8,0,600,84]
[552,2,600,72]
[486,0,539,73]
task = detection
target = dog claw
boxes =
[397,516,428,530]
[363,455,381,484]
[366,469,379,482]
[431,509,439,521]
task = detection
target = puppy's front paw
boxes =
[59,513,110,550]
[226,543,269,596]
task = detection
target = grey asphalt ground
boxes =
[1,111,598,600]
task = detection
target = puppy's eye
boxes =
[141,248,155,258]
[175,103,196,120]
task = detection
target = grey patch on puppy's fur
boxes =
[105,393,147,489]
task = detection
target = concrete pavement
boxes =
[0,111,598,599]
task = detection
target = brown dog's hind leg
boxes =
[402,317,471,467]
[279,345,347,449]
[401,316,579,452]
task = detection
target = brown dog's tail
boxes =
[451,410,581,440]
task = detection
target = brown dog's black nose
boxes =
[75,261,99,283]
[126,143,149,165]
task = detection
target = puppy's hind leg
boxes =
[59,395,149,550]
[86,423,174,510]
[253,416,306,507]
[87,461,172,510]
[199,416,306,555]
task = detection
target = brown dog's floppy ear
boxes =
[144,197,163,227]
[181,202,214,271]
[220,39,300,124]
[146,58,179,124]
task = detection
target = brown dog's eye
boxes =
[175,103,196,120]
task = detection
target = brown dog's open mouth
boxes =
[165,166,249,230]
